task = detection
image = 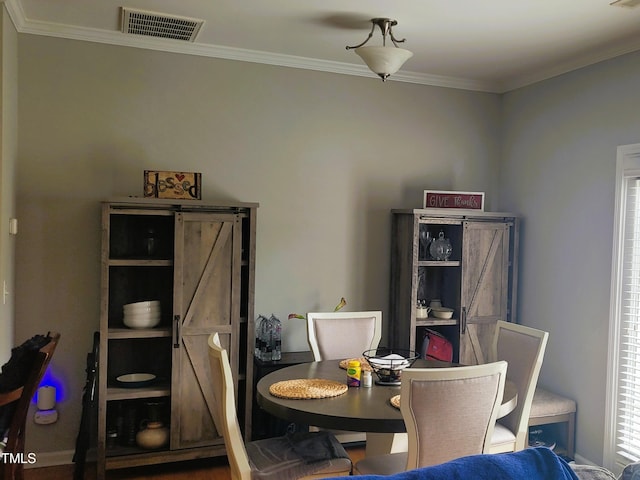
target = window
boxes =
[605,143,640,474]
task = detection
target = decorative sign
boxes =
[423,190,484,211]
[144,170,202,200]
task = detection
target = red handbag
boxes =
[420,329,453,362]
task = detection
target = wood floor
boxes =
[24,446,366,480]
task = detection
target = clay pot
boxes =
[135,421,169,449]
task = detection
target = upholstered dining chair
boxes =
[0,332,60,480]
[354,361,509,475]
[306,311,382,362]
[306,310,382,445]
[488,320,549,454]
[207,333,352,480]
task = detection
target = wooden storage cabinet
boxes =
[97,199,257,478]
[389,209,518,365]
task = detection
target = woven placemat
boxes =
[269,378,348,399]
[390,394,401,409]
[339,357,373,372]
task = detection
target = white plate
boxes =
[430,307,454,313]
[116,373,156,387]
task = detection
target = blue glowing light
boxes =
[33,369,64,405]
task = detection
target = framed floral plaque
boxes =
[144,170,202,200]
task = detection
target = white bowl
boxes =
[123,306,161,316]
[122,304,160,312]
[124,311,161,320]
[123,300,160,311]
[123,312,161,328]
[431,307,454,319]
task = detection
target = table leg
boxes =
[365,433,408,456]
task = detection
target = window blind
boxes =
[616,176,640,464]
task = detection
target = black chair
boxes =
[0,332,60,480]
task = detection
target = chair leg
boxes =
[2,461,23,480]
[566,413,575,459]
[2,428,26,480]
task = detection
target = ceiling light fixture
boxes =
[346,18,413,82]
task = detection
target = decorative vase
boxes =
[136,420,169,449]
[429,231,453,261]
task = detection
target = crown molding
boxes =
[500,39,640,92]
[8,0,636,94]
[3,0,499,93]
[3,0,25,30]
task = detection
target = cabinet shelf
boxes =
[108,259,173,267]
[416,318,458,327]
[104,444,226,470]
[106,444,170,458]
[418,260,460,267]
[108,327,172,339]
[106,383,171,401]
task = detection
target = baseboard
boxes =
[25,447,96,469]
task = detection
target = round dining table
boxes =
[256,359,517,435]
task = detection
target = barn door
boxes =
[171,212,241,449]
[459,222,510,365]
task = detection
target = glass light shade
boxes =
[354,46,413,80]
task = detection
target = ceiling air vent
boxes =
[610,0,640,7]
[121,7,204,42]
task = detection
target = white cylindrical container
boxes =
[362,370,372,388]
[37,386,56,411]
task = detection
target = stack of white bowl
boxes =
[123,300,161,328]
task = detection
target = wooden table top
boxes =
[256,359,517,434]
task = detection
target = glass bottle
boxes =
[144,227,157,257]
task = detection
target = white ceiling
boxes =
[7,0,640,92]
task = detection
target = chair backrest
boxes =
[489,320,549,450]
[2,332,60,480]
[401,361,508,470]
[307,311,382,361]
[207,333,252,480]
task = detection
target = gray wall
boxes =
[16,34,502,462]
[500,50,640,465]
[16,26,640,468]
[0,7,18,364]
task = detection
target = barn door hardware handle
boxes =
[173,315,181,348]
[461,307,467,334]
